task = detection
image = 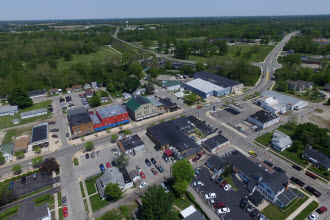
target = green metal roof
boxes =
[163,81,180,87]
[0,143,14,155]
[126,96,150,111]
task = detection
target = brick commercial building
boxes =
[117,134,146,155]
[67,107,94,138]
[91,104,129,132]
[126,96,159,121]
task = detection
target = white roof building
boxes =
[185,78,224,94]
[271,130,293,151]
[0,105,18,117]
[21,108,48,119]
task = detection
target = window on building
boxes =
[266,189,272,194]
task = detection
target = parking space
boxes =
[191,166,257,220]
[12,174,60,197]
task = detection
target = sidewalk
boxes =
[285,197,315,220]
[80,176,93,220]
[54,192,59,220]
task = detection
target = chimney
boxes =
[285,181,290,191]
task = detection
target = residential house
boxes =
[49,88,58,95]
[20,108,48,119]
[0,105,18,117]
[133,88,146,96]
[122,93,132,100]
[91,104,129,132]
[72,85,82,91]
[8,200,51,220]
[147,96,164,114]
[91,81,98,88]
[27,89,47,99]
[248,110,280,129]
[117,134,146,155]
[126,95,158,121]
[84,89,93,98]
[66,88,73,94]
[67,107,94,139]
[302,147,330,171]
[159,98,178,113]
[95,167,133,199]
[271,130,292,151]
[180,205,205,220]
[205,155,226,175]
[84,83,92,89]
[202,134,230,153]
[100,97,109,103]
[162,81,181,91]
[0,143,14,162]
[286,80,313,92]
[29,123,49,150]
[14,137,30,153]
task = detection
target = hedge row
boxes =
[0,169,40,186]
[32,194,51,204]
[0,205,20,219]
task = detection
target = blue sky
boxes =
[1,0,329,20]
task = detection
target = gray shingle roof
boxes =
[202,134,229,151]
[206,155,226,170]
[303,147,330,169]
[249,110,279,123]
[27,89,46,98]
[277,187,298,206]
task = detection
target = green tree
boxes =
[145,81,155,95]
[12,164,22,174]
[294,122,327,148]
[130,62,143,78]
[111,134,118,142]
[141,185,175,220]
[34,146,42,154]
[215,40,228,55]
[180,65,195,76]
[14,150,25,160]
[7,88,33,109]
[165,61,172,70]
[123,130,132,136]
[84,142,94,151]
[276,80,288,92]
[288,140,305,153]
[281,54,301,66]
[31,156,43,167]
[99,210,122,220]
[174,43,191,60]
[123,77,140,93]
[172,181,189,197]
[104,183,123,200]
[171,159,194,183]
[0,184,16,206]
[89,93,101,108]
[195,61,205,72]
[0,154,5,164]
[116,153,129,168]
[142,39,152,49]
[63,50,73,61]
[40,157,59,175]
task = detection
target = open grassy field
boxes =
[57,46,121,70]
[2,127,32,145]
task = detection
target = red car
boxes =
[192,154,202,162]
[140,172,146,179]
[317,206,327,214]
[213,202,226,209]
[151,168,158,175]
[220,180,227,188]
[106,162,111,168]
[52,135,58,138]
[197,106,203,109]
[63,207,68,217]
[305,172,317,180]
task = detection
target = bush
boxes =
[33,194,50,204]
[186,191,195,202]
[0,205,20,219]
[119,205,131,219]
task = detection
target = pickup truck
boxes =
[205,193,216,200]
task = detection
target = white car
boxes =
[217,207,230,214]
[217,100,222,103]
[308,213,318,220]
[224,184,232,191]
[193,181,205,187]
[160,182,169,193]
[204,193,216,200]
[139,182,148,189]
[204,104,210,107]
[136,166,141,173]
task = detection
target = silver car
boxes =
[62,196,67,206]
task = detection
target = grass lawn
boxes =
[221,174,238,191]
[95,90,113,105]
[280,150,307,167]
[89,194,108,212]
[59,208,63,220]
[19,185,53,200]
[262,194,309,220]
[73,158,79,166]
[58,191,62,207]
[308,166,330,180]
[85,174,102,195]
[80,182,85,198]
[83,199,89,213]
[33,194,55,210]
[173,196,192,210]
[57,46,120,70]
[255,132,273,146]
[293,201,319,220]
[0,100,52,130]
[0,205,21,220]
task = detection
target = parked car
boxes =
[50,128,59,132]
[158,166,164,173]
[305,186,321,197]
[210,174,217,182]
[213,202,226,209]
[99,164,105,172]
[240,197,248,209]
[52,135,58,138]
[48,121,55,125]
[274,166,284,172]
[209,199,219,204]
[63,207,68,217]
[145,159,151,167]
[258,214,268,220]
[217,207,230,214]
[193,181,205,187]
[151,168,158,175]
[62,196,67,206]
[292,165,302,171]
[249,151,257,157]
[290,177,305,187]
[194,169,200,176]
[224,184,231,191]
[316,206,327,214]
[33,173,38,180]
[139,182,148,189]
[66,133,69,137]
[263,160,273,167]
[246,204,254,213]
[220,180,227,188]
[91,151,95,158]
[140,172,146,179]
[85,153,90,159]
[21,177,26,184]
[306,172,317,180]
[8,182,14,190]
[308,213,318,220]
[136,166,141,172]
[162,154,170,163]
[106,162,111,168]
[151,158,156,164]
[250,209,260,218]
[205,193,216,200]
[197,106,203,109]
[111,161,117,167]
[160,182,169,193]
[96,151,101,156]
[170,157,177,163]
[192,154,202,162]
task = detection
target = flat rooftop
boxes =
[185,78,224,93]
[31,123,48,143]
[97,104,127,119]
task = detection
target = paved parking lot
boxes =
[191,166,257,220]
[13,174,60,197]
